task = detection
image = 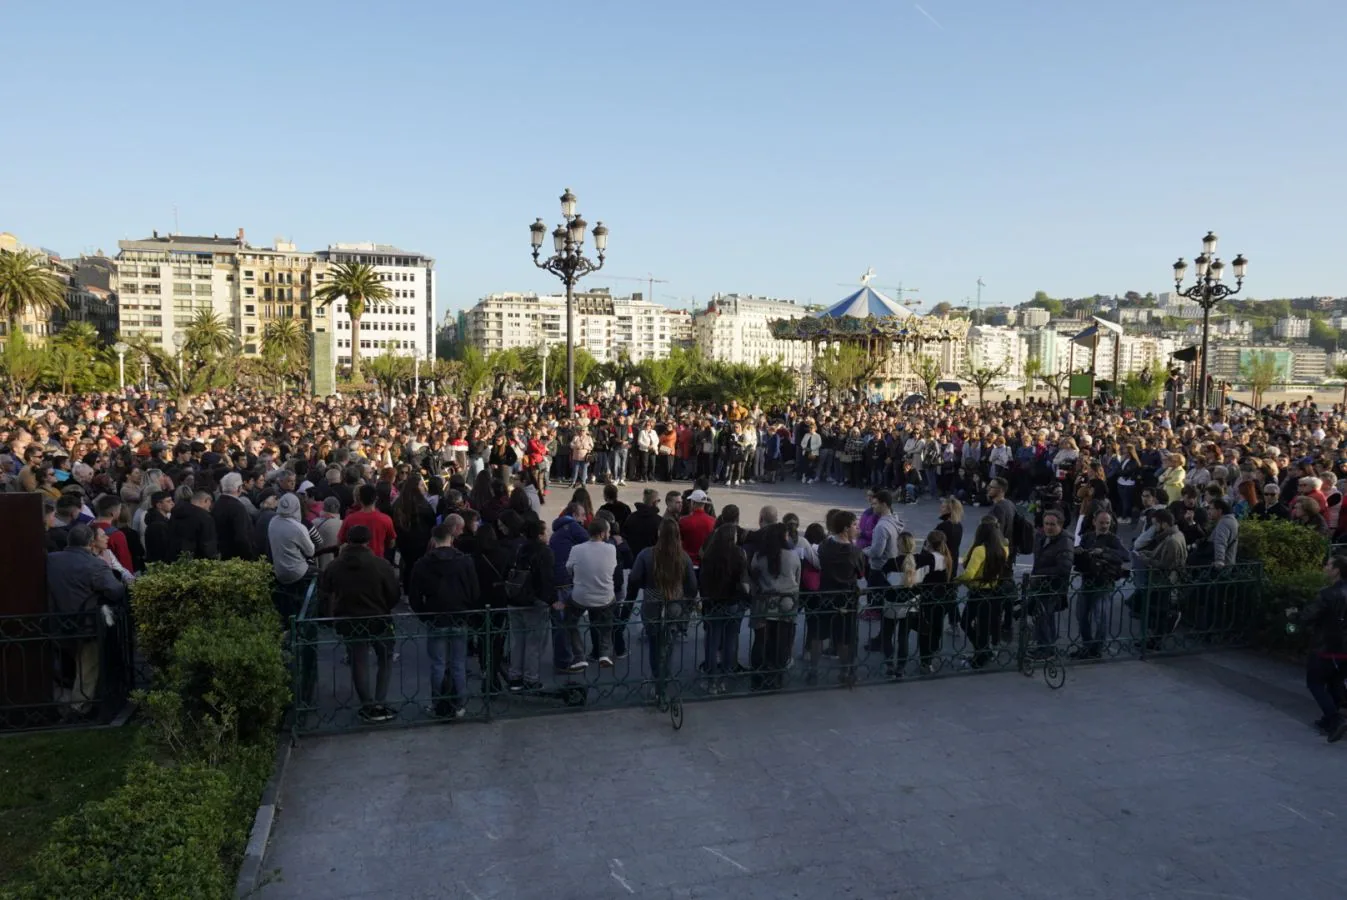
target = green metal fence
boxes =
[290,561,1265,736]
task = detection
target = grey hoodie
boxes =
[867,512,906,573]
[269,493,315,586]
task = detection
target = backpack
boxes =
[1012,511,1035,556]
[503,546,540,606]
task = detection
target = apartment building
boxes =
[115,232,243,348]
[692,293,813,368]
[966,325,1025,374]
[464,289,682,362]
[0,232,118,347]
[315,242,434,365]
[235,240,322,355]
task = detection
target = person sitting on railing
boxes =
[47,524,127,718]
[1133,509,1187,641]
[318,524,401,725]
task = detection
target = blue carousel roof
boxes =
[817,285,913,320]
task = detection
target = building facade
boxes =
[966,325,1025,375]
[1274,316,1311,340]
[315,242,434,366]
[236,240,323,356]
[692,293,814,368]
[115,232,243,349]
[0,233,118,347]
[1017,307,1051,328]
[464,289,689,363]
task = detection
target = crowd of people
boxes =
[4,384,1345,739]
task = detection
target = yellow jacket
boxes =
[1159,466,1185,502]
[960,540,1009,587]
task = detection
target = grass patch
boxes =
[0,727,139,888]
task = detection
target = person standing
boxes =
[699,524,749,693]
[214,472,257,561]
[1073,509,1128,659]
[142,490,175,565]
[167,491,219,561]
[505,518,554,693]
[409,520,481,718]
[338,484,396,560]
[678,490,716,564]
[318,525,401,724]
[565,518,620,667]
[548,502,591,673]
[392,474,436,596]
[748,522,800,691]
[47,524,127,717]
[269,494,316,617]
[1291,556,1347,741]
[626,517,699,683]
[814,510,866,685]
[1029,508,1074,658]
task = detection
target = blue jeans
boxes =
[425,628,468,703]
[612,447,628,481]
[703,603,741,676]
[924,468,938,496]
[1077,586,1112,653]
[593,451,610,481]
[551,592,572,669]
[570,459,590,484]
[1117,483,1135,520]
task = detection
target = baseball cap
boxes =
[689,489,709,504]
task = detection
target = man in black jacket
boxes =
[168,491,219,561]
[1072,509,1129,659]
[624,489,662,559]
[318,525,400,724]
[409,521,481,718]
[143,491,175,565]
[1029,508,1074,657]
[1295,556,1347,742]
[213,472,257,561]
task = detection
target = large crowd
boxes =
[5,384,1346,739]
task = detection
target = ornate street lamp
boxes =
[1172,231,1247,413]
[113,341,129,392]
[530,188,607,411]
[171,330,187,388]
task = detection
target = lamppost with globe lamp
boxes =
[1171,231,1248,413]
[529,188,607,412]
[113,341,129,392]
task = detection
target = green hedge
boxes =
[10,559,293,899]
[131,558,278,667]
[1239,518,1330,654]
[16,762,244,900]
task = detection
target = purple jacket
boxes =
[856,508,879,550]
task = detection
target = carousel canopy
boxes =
[817,286,913,320]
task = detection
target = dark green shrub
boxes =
[19,761,238,900]
[138,615,289,764]
[131,559,277,666]
[1238,518,1328,578]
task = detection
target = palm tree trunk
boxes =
[350,315,362,382]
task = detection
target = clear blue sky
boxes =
[3,0,1343,318]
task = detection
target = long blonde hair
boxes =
[942,497,964,524]
[926,529,953,576]
[898,531,918,586]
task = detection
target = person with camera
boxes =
[1290,556,1347,742]
[1072,509,1128,659]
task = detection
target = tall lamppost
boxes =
[1172,231,1248,413]
[530,188,607,411]
[171,330,187,389]
[113,341,129,392]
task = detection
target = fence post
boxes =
[483,605,493,723]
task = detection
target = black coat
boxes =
[213,494,257,561]
[624,503,662,558]
[168,502,219,561]
[319,545,400,619]
[409,545,481,626]
[144,508,174,565]
[393,498,436,556]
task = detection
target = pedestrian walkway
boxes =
[259,653,1341,900]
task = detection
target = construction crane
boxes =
[835,279,922,310]
[589,273,669,301]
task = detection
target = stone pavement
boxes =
[260,651,1343,900]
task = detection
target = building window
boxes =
[315,306,325,317]
[244,270,254,279]
[245,287,254,297]
[245,304,256,315]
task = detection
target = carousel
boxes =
[769,270,968,399]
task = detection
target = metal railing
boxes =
[0,606,138,731]
[290,561,1264,736]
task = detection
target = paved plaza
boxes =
[261,644,1343,900]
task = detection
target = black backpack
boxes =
[503,546,540,606]
[1012,511,1035,556]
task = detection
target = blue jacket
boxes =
[548,515,589,584]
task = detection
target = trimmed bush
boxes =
[131,559,277,666]
[18,761,240,900]
[1239,518,1331,654]
[139,615,290,764]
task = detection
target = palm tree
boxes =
[53,321,100,353]
[0,332,45,393]
[458,345,492,415]
[44,344,88,393]
[312,262,390,382]
[0,249,66,342]
[184,309,235,360]
[262,318,310,390]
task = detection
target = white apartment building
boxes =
[115,232,244,348]
[693,293,813,368]
[1155,291,1204,319]
[316,242,434,365]
[1274,316,1311,340]
[1070,333,1177,379]
[966,325,1025,375]
[463,289,681,362]
[1017,307,1051,328]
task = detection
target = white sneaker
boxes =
[599,656,614,668]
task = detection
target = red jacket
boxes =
[93,519,133,572]
[338,508,397,559]
[678,509,716,564]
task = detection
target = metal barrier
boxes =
[290,561,1265,736]
[0,606,137,731]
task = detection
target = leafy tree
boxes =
[1335,363,1347,406]
[312,262,390,382]
[0,331,45,392]
[1239,350,1279,409]
[594,349,638,394]
[1022,355,1043,400]
[637,356,678,398]
[929,302,953,317]
[912,354,942,400]
[44,344,89,393]
[960,362,1007,406]
[814,345,874,400]
[53,321,100,354]
[366,345,413,396]
[485,348,524,398]
[1038,368,1071,403]
[1027,291,1063,316]
[0,249,66,340]
[1120,370,1164,410]
[456,345,492,415]
[1308,317,1338,352]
